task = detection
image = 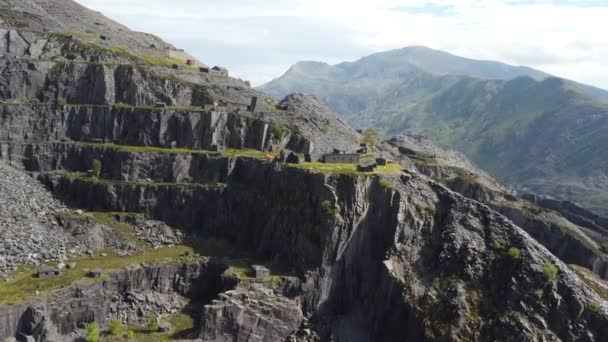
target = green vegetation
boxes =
[109,319,123,336]
[586,300,601,314]
[126,330,135,340]
[56,97,67,106]
[68,31,100,39]
[89,212,144,247]
[167,313,195,334]
[0,245,194,303]
[54,170,224,190]
[69,142,274,161]
[569,264,608,300]
[446,166,479,183]
[361,128,380,151]
[146,314,160,332]
[49,63,64,78]
[289,161,401,176]
[321,200,338,216]
[407,152,438,166]
[378,178,391,189]
[137,55,195,70]
[270,123,287,138]
[416,203,436,217]
[507,247,521,260]
[86,322,100,342]
[113,102,133,109]
[542,261,558,284]
[491,238,507,250]
[601,242,608,254]
[92,159,102,178]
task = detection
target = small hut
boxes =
[251,265,270,279]
[38,267,61,278]
[88,269,103,278]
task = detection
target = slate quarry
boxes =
[0,1,607,342]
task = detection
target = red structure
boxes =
[186,59,196,66]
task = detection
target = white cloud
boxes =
[76,0,608,89]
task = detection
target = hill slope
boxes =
[260,48,608,216]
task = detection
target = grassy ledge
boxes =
[66,142,275,160]
[0,246,195,304]
[288,161,402,176]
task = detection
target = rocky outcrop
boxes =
[0,260,223,341]
[200,284,304,342]
[523,193,608,238]
[0,105,280,152]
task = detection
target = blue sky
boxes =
[77,0,608,89]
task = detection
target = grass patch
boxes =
[89,212,146,248]
[378,178,392,189]
[167,313,195,334]
[361,128,380,152]
[446,166,479,183]
[542,261,558,285]
[586,300,602,314]
[569,264,608,300]
[68,31,100,39]
[112,102,133,109]
[67,142,274,161]
[289,161,401,176]
[270,123,287,138]
[321,200,338,216]
[507,247,521,260]
[408,153,438,166]
[55,170,225,190]
[225,260,282,285]
[0,246,194,303]
[416,203,436,217]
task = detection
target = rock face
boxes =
[200,284,304,342]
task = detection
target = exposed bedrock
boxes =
[199,283,305,342]
[36,159,608,341]
[523,193,608,237]
[0,260,229,341]
[442,177,608,281]
[38,159,334,272]
[0,104,282,152]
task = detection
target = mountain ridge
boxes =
[260,47,608,216]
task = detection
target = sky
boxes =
[76,0,608,89]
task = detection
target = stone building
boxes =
[38,266,61,278]
[88,269,103,278]
[211,66,229,77]
[251,265,270,279]
[322,153,360,164]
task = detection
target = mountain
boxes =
[1,1,608,341]
[260,47,608,217]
